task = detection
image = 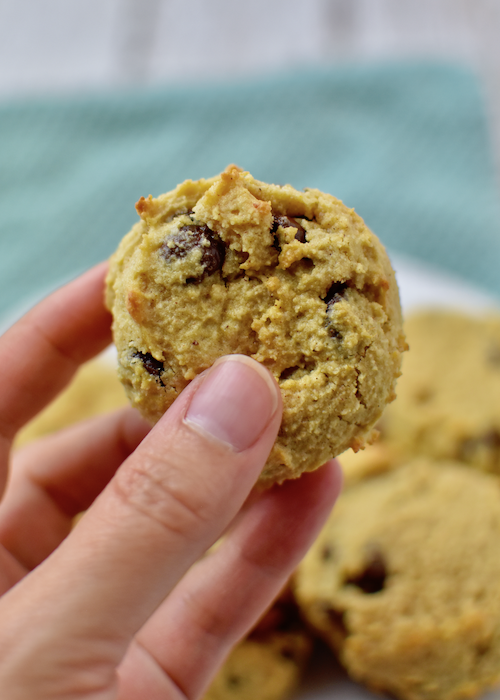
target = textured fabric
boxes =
[0,62,499,325]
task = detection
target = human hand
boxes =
[0,263,342,699]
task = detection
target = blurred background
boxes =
[1,0,500,327]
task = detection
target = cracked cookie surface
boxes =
[294,460,500,700]
[106,165,406,485]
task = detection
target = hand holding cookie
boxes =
[0,264,342,697]
[106,165,406,485]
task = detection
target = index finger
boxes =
[0,263,112,474]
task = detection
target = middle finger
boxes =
[0,407,150,570]
[117,463,342,699]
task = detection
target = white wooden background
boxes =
[1,0,500,172]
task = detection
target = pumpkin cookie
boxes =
[294,459,500,700]
[204,589,312,700]
[106,165,405,484]
[15,356,128,447]
[382,310,500,475]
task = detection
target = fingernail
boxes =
[184,355,280,452]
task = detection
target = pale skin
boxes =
[0,263,343,699]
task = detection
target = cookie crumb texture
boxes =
[294,460,500,700]
[106,165,405,485]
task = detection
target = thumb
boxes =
[0,355,282,696]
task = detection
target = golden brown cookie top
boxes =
[106,166,406,484]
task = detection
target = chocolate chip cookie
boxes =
[203,589,312,700]
[294,459,500,700]
[106,165,406,484]
[338,441,402,487]
[15,357,128,447]
[381,310,500,475]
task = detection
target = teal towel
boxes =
[1,62,499,325]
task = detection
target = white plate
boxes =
[294,252,500,700]
[391,253,498,315]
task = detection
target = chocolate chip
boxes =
[251,595,302,638]
[280,645,299,662]
[459,429,500,464]
[272,215,307,243]
[133,350,165,386]
[326,293,344,310]
[324,282,347,307]
[345,547,387,594]
[488,344,500,365]
[475,641,491,658]
[328,327,341,340]
[227,674,242,688]
[321,544,335,562]
[324,283,347,339]
[272,215,295,231]
[484,430,500,448]
[161,224,225,282]
[324,606,347,638]
[414,387,434,404]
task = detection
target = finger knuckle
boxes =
[111,449,217,540]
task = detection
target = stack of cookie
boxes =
[294,310,500,700]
